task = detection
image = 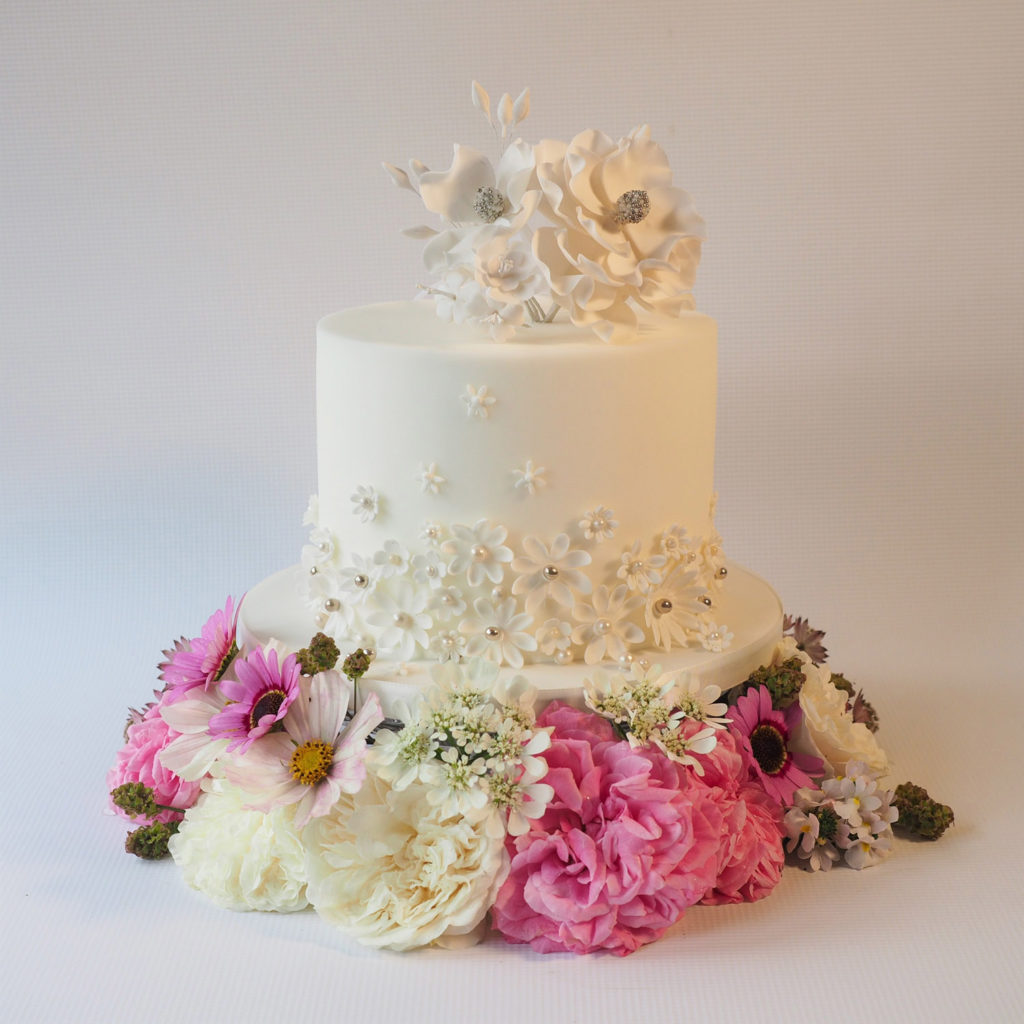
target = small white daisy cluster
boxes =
[784,763,898,872]
[303,494,730,668]
[583,663,729,774]
[369,659,554,836]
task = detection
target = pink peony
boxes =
[674,721,785,904]
[107,705,202,825]
[492,703,721,956]
[159,597,240,704]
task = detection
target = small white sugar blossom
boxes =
[429,629,467,663]
[372,539,411,579]
[697,620,734,653]
[512,459,546,496]
[338,551,377,604]
[462,383,497,419]
[411,549,448,589]
[572,584,644,664]
[366,582,432,662]
[420,521,445,546]
[617,540,667,593]
[535,618,573,657]
[431,585,467,622]
[417,462,447,495]
[579,505,618,542]
[350,485,380,523]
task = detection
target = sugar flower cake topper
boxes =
[385,83,706,342]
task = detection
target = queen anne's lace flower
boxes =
[169,776,308,913]
[459,596,537,668]
[443,519,514,587]
[511,533,591,614]
[572,584,644,664]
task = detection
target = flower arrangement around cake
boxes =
[108,600,952,956]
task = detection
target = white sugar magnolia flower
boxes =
[443,518,514,587]
[366,582,432,662]
[572,584,644,664]
[644,567,705,650]
[459,596,537,668]
[350,485,379,523]
[533,125,705,342]
[168,776,308,913]
[303,769,510,951]
[579,505,618,542]
[511,533,592,614]
[617,539,667,592]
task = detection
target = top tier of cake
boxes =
[304,300,729,667]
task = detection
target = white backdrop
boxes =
[3,3,1022,1022]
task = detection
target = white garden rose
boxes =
[168,776,308,913]
[304,768,510,951]
[798,667,890,778]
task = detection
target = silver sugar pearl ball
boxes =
[654,598,673,617]
[353,573,368,588]
[717,566,728,578]
[314,613,327,628]
[309,565,318,575]
[472,544,489,562]
[701,596,713,607]
[323,598,341,613]
[618,653,634,669]
[629,560,644,575]
[426,565,438,578]
[542,565,560,580]
[393,612,412,629]
[491,585,507,601]
[485,625,502,639]
[442,592,457,606]
[554,648,573,665]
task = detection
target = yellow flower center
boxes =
[288,740,334,786]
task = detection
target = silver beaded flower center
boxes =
[614,189,651,224]
[474,186,507,223]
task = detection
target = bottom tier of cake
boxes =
[238,562,783,716]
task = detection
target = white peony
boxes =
[798,663,890,778]
[304,769,509,951]
[168,776,308,913]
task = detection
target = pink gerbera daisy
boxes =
[159,597,240,703]
[728,685,822,806]
[208,647,301,754]
[224,671,383,828]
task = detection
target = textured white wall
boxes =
[3,0,1022,685]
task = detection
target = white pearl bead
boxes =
[485,625,502,639]
[472,544,489,561]
[593,618,612,636]
[554,648,573,665]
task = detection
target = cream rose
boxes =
[303,768,509,951]
[168,776,308,913]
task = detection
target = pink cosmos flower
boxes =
[208,647,300,754]
[727,685,823,806]
[159,597,240,703]
[224,671,383,829]
[107,705,202,825]
[492,703,721,957]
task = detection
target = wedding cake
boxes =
[108,85,948,958]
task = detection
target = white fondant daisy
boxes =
[372,539,411,580]
[512,459,546,496]
[462,383,497,419]
[366,582,432,662]
[420,521,445,546]
[308,569,355,642]
[617,540,668,593]
[579,505,618,542]
[301,526,338,572]
[350,485,380,523]
[572,584,644,665]
[644,567,705,651]
[458,596,537,669]
[511,533,591,615]
[443,519,514,587]
[697,620,734,653]
[411,549,448,590]
[338,552,376,604]
[417,462,447,495]
[429,630,467,663]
